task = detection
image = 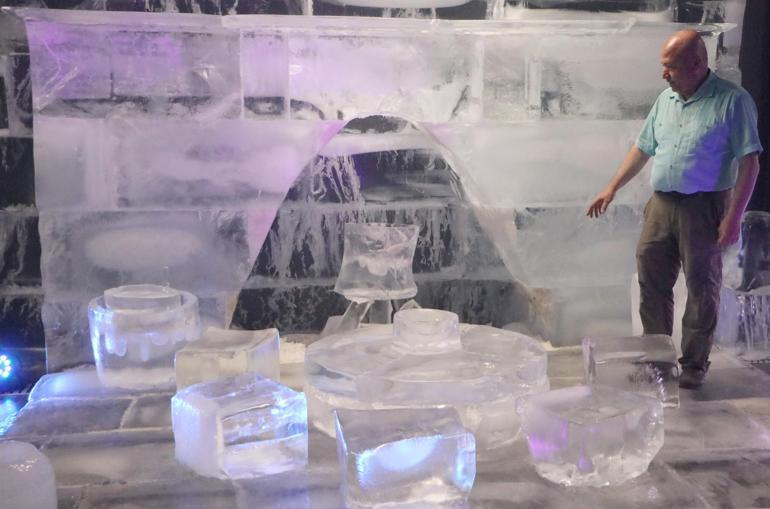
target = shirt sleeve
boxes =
[729,91,763,159]
[635,97,659,156]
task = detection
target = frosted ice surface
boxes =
[305,310,548,452]
[334,223,419,302]
[523,385,663,487]
[583,334,679,408]
[175,327,280,390]
[89,284,201,389]
[334,408,475,507]
[28,368,156,403]
[172,373,307,479]
[0,441,57,509]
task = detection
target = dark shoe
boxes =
[679,367,707,390]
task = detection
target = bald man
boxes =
[587,29,762,389]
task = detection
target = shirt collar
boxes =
[669,69,717,104]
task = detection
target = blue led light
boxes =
[0,354,12,379]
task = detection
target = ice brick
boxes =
[583,335,680,408]
[174,327,280,390]
[0,441,57,509]
[334,223,419,302]
[89,284,201,389]
[523,385,663,487]
[334,407,475,507]
[172,373,307,479]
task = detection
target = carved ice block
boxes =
[0,441,57,509]
[89,284,201,389]
[523,385,663,487]
[583,334,680,408]
[334,407,476,508]
[174,327,280,390]
[172,373,307,479]
[334,223,419,303]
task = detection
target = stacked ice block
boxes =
[335,407,476,507]
[172,373,308,479]
[583,334,680,408]
[174,327,280,390]
[522,385,664,487]
[306,308,549,453]
[89,284,201,389]
[0,441,58,509]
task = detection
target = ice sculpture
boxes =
[306,308,548,453]
[0,441,57,509]
[89,284,201,389]
[583,334,679,408]
[335,407,476,507]
[522,385,664,487]
[172,373,308,479]
[10,8,732,359]
[174,327,280,390]
[325,223,420,334]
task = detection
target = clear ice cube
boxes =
[334,407,475,507]
[89,284,201,389]
[0,441,57,509]
[174,327,280,390]
[334,223,419,302]
[523,384,663,487]
[583,335,680,408]
[172,373,307,479]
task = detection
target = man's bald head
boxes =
[660,29,710,99]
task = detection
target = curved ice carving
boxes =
[305,308,548,453]
[89,284,201,389]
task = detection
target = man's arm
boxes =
[586,145,651,218]
[718,152,761,246]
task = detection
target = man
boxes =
[586,29,762,390]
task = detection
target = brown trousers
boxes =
[636,190,728,371]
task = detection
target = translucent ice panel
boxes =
[334,223,419,302]
[0,441,57,509]
[288,32,479,122]
[583,334,679,408]
[89,285,201,389]
[172,373,307,479]
[175,327,280,390]
[334,408,475,507]
[523,385,663,487]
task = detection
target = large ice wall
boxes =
[10,8,732,350]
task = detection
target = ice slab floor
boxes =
[2,343,770,508]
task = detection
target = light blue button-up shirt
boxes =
[636,70,763,194]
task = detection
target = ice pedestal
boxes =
[306,308,549,453]
[583,334,679,408]
[88,284,201,389]
[0,441,57,509]
[720,286,770,361]
[522,385,663,487]
[171,373,308,479]
[335,407,476,508]
[174,327,280,390]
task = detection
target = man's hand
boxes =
[586,187,615,218]
[718,214,741,247]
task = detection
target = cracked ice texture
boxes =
[172,373,308,479]
[89,284,201,389]
[523,384,664,487]
[0,441,57,509]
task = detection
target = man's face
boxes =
[660,46,696,95]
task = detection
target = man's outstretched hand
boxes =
[718,214,741,247]
[586,187,615,218]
